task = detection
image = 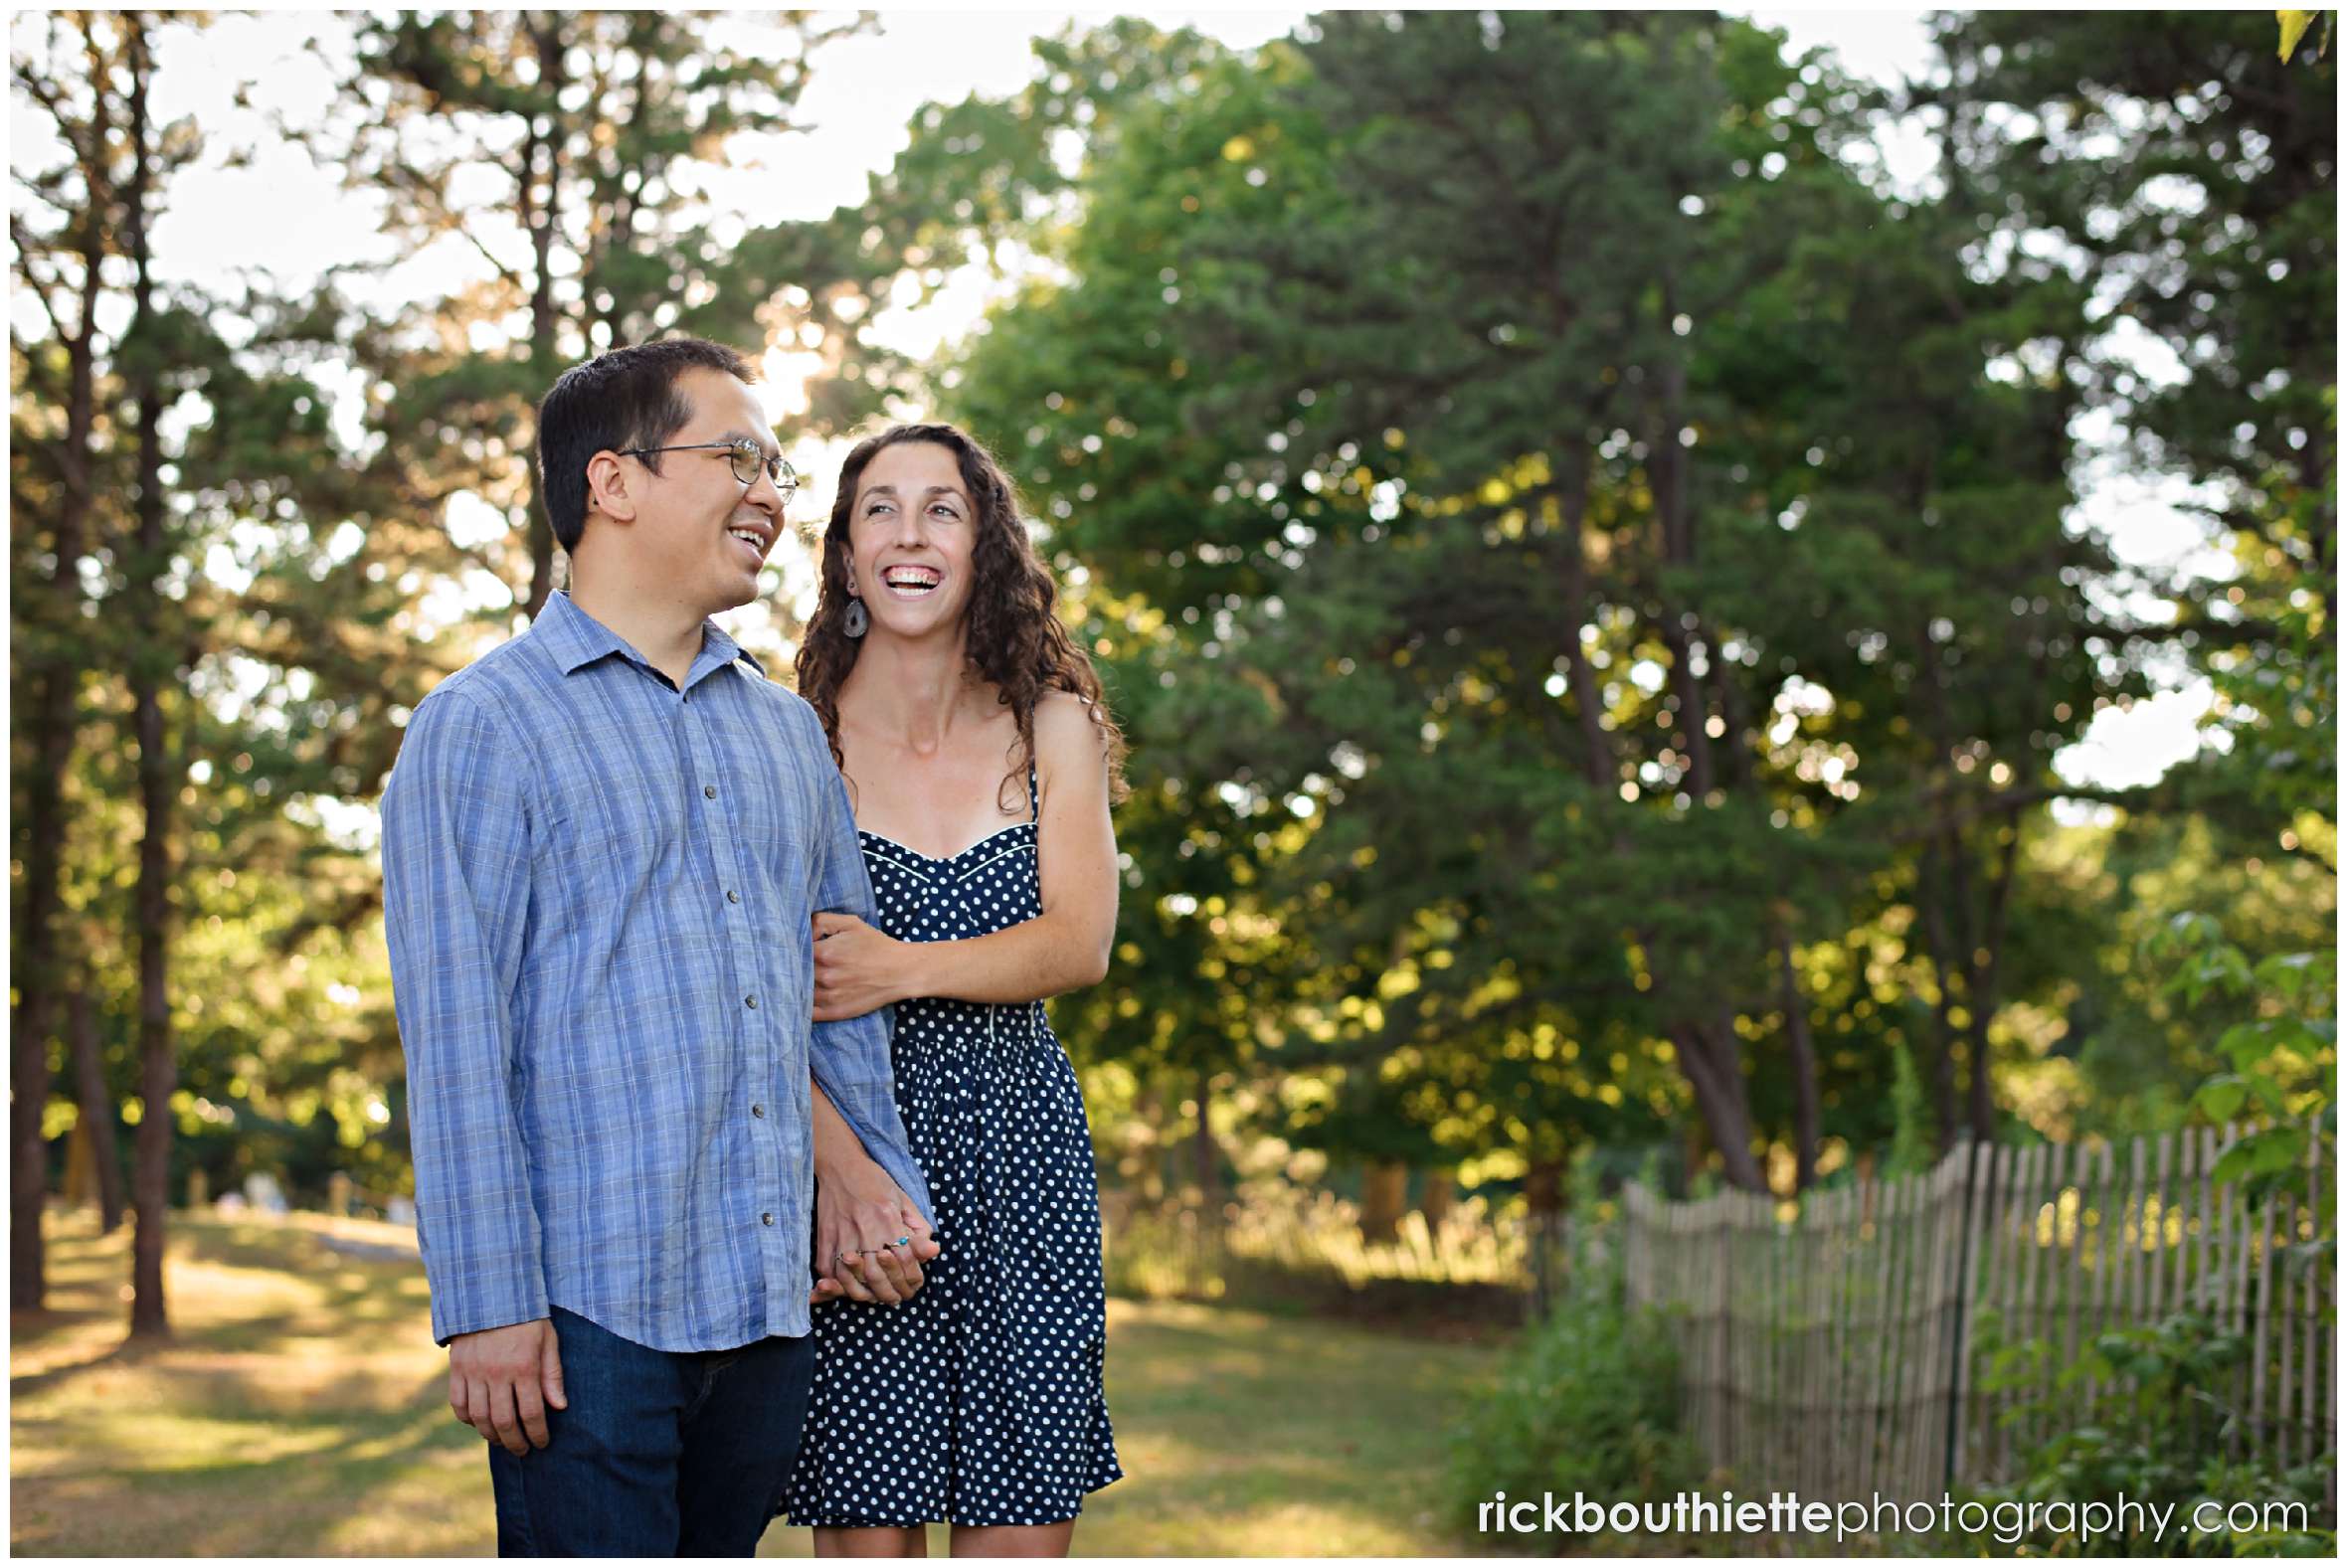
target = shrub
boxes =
[1444,1223,1705,1552]
[1942,1308,2336,1556]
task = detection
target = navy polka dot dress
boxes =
[781,766,1124,1528]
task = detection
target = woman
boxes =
[780,424,1128,1557]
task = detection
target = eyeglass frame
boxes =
[616,437,799,499]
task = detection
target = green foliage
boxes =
[2147,913,2335,1220]
[1887,1041,1938,1178]
[942,8,2172,1192]
[1445,1214,1704,1551]
[1929,9,2337,857]
[1954,1309,2336,1556]
[329,12,893,614]
[12,10,2338,1252]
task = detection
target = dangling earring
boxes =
[843,597,868,638]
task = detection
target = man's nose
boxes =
[742,465,785,519]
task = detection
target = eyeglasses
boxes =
[618,438,799,500]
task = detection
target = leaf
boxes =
[2247,1074,2292,1116]
[2193,1077,2250,1125]
[2250,1127,2307,1175]
[2278,10,2319,60]
[2219,1022,2272,1072]
[2253,950,2317,1001]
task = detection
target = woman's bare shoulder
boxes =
[1033,688,1109,756]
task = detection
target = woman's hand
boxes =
[811,1156,942,1307]
[811,912,908,1020]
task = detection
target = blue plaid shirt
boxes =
[382,591,933,1352]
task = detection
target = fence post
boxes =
[1942,1133,1983,1491]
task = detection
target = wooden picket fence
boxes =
[1621,1119,2335,1510]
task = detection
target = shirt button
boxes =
[745,994,758,1009]
[751,1104,765,1119]
[727,890,740,904]
[761,1212,775,1226]
[703,784,716,799]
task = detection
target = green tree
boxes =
[922,12,2252,1203]
[313,10,878,617]
[1926,9,2335,861]
[12,10,425,1327]
[1925,8,2337,1140]
[10,7,119,1307]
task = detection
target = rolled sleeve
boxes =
[802,705,937,1229]
[382,688,550,1344]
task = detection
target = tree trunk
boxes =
[11,967,55,1308]
[1357,1159,1407,1245]
[1419,1167,1455,1230]
[9,16,109,1311]
[1549,474,1618,792]
[1525,1155,1564,1220]
[1558,430,1770,1193]
[12,657,78,1312]
[1670,1014,1768,1192]
[11,702,62,1300]
[1774,915,1821,1191]
[1525,1153,1567,1311]
[1910,845,1965,1149]
[1189,1069,1218,1211]
[1131,1083,1166,1206]
[1964,812,2023,1141]
[124,13,176,1338]
[69,983,125,1235]
[65,1117,96,1209]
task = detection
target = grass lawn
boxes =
[10,1209,1504,1556]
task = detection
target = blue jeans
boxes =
[485,1306,814,1557]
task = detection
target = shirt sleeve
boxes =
[381,687,550,1344]
[798,701,938,1230]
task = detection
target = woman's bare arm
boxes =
[812,692,1118,1015]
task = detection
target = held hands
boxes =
[811,912,908,1021]
[449,1317,567,1456]
[812,1155,943,1307]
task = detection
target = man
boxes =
[383,337,939,1556]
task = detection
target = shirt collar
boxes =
[535,590,766,684]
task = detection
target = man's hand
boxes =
[812,1155,943,1307]
[449,1318,567,1456]
[812,912,909,1020]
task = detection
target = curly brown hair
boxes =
[794,423,1129,811]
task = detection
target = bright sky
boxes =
[9,7,2221,809]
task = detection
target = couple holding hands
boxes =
[382,337,1126,1556]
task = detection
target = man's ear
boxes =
[584,449,638,525]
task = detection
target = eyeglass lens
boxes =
[730,441,796,492]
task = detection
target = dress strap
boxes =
[1027,758,1040,824]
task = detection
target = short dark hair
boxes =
[534,337,759,552]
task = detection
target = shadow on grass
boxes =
[15,1213,1500,1557]
[13,1404,492,1557]
[12,1211,441,1417]
[1075,1300,1495,1553]
[6,1332,171,1403]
